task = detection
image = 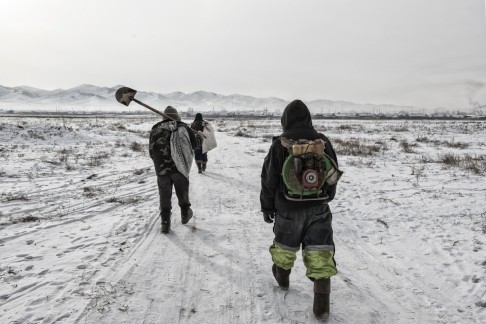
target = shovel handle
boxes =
[132,98,169,119]
[117,87,198,134]
[132,98,198,134]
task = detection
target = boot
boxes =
[202,162,206,171]
[313,278,330,319]
[161,209,171,234]
[181,207,193,224]
[196,162,202,174]
[161,220,171,234]
[272,264,291,290]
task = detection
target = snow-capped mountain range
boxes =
[0,84,424,114]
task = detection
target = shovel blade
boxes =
[115,87,137,106]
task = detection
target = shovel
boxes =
[115,86,176,121]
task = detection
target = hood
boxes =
[281,100,318,139]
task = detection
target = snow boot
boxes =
[161,209,171,234]
[161,220,171,234]
[181,207,193,224]
[272,264,291,290]
[313,278,330,319]
[196,162,203,174]
[202,162,207,171]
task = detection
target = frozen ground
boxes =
[0,115,485,323]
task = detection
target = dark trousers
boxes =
[273,204,334,250]
[271,204,336,279]
[194,148,207,162]
[157,173,191,220]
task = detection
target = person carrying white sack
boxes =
[190,113,217,173]
[149,106,203,233]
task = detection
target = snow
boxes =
[0,116,485,323]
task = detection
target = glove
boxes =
[263,211,276,223]
[197,131,207,139]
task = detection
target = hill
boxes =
[0,84,431,115]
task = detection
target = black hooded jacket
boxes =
[191,113,206,132]
[191,113,207,150]
[260,100,338,212]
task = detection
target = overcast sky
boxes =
[1,0,486,108]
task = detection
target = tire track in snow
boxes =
[1,180,160,323]
[0,170,155,242]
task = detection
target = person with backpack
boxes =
[190,113,215,173]
[149,106,202,234]
[260,99,341,319]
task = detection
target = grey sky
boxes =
[1,0,486,109]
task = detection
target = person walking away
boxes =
[149,106,202,234]
[191,113,210,173]
[260,99,341,319]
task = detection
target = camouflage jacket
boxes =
[149,120,199,176]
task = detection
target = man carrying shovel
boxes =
[115,87,202,234]
[149,106,202,233]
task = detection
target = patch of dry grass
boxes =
[333,138,384,156]
[438,153,486,175]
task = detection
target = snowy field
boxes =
[0,115,485,323]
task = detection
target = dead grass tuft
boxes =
[438,153,486,175]
[114,123,127,131]
[338,124,353,130]
[400,139,418,153]
[83,186,103,198]
[334,138,383,156]
[346,158,376,168]
[235,129,254,138]
[390,125,409,132]
[415,136,469,149]
[88,152,110,167]
[3,192,29,202]
[439,153,461,166]
[130,142,143,152]
[106,196,142,205]
[463,154,486,175]
[445,140,469,149]
[17,214,39,223]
